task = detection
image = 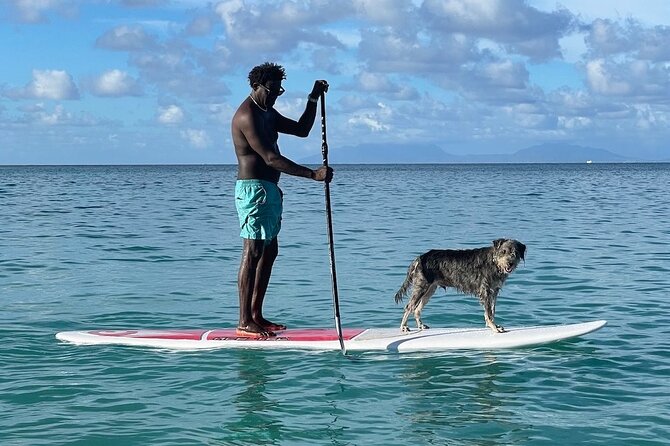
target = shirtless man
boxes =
[231,62,332,337]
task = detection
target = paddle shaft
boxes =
[320,91,346,355]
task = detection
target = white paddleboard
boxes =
[56,320,606,352]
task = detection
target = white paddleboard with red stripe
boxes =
[56,320,606,352]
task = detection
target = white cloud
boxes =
[552,89,592,112]
[347,114,389,131]
[180,128,211,148]
[428,0,499,25]
[39,103,70,124]
[95,25,157,51]
[559,116,592,130]
[534,0,670,27]
[482,60,526,88]
[16,102,105,127]
[635,104,669,130]
[214,0,244,32]
[10,69,80,100]
[359,27,472,74]
[121,0,166,7]
[7,0,70,23]
[213,0,346,61]
[353,0,415,26]
[503,103,556,129]
[350,72,420,100]
[585,18,670,62]
[90,70,142,97]
[157,104,185,124]
[346,103,392,132]
[129,46,231,100]
[421,0,575,61]
[586,59,631,95]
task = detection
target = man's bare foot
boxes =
[236,322,275,338]
[254,317,287,331]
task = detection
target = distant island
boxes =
[300,143,640,164]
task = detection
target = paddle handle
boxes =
[320,91,346,356]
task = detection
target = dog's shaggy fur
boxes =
[394,239,526,333]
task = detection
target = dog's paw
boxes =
[419,324,430,330]
[401,325,411,333]
[486,323,506,333]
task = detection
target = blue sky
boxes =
[1,0,670,164]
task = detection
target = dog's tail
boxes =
[394,257,420,304]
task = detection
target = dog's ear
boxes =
[516,242,526,260]
[492,239,505,250]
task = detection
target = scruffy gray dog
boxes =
[394,239,526,333]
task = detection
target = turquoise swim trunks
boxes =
[235,179,283,243]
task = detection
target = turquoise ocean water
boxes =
[1,163,669,445]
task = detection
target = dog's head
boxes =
[492,239,526,274]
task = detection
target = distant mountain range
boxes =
[300,143,639,164]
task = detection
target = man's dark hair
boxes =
[248,62,286,88]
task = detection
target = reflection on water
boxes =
[223,350,284,445]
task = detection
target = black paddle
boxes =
[320,89,346,356]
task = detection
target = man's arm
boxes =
[238,111,330,181]
[276,80,329,137]
[275,102,317,137]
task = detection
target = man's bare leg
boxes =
[237,239,273,336]
[251,238,285,330]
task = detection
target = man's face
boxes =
[260,80,284,108]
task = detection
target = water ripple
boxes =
[1,164,669,445]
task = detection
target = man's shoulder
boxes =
[232,100,254,125]
[234,98,252,114]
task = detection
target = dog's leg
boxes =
[483,290,505,333]
[400,282,431,332]
[491,289,505,332]
[400,296,419,332]
[400,304,413,332]
[413,284,437,331]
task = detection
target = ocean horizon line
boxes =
[2,160,669,168]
